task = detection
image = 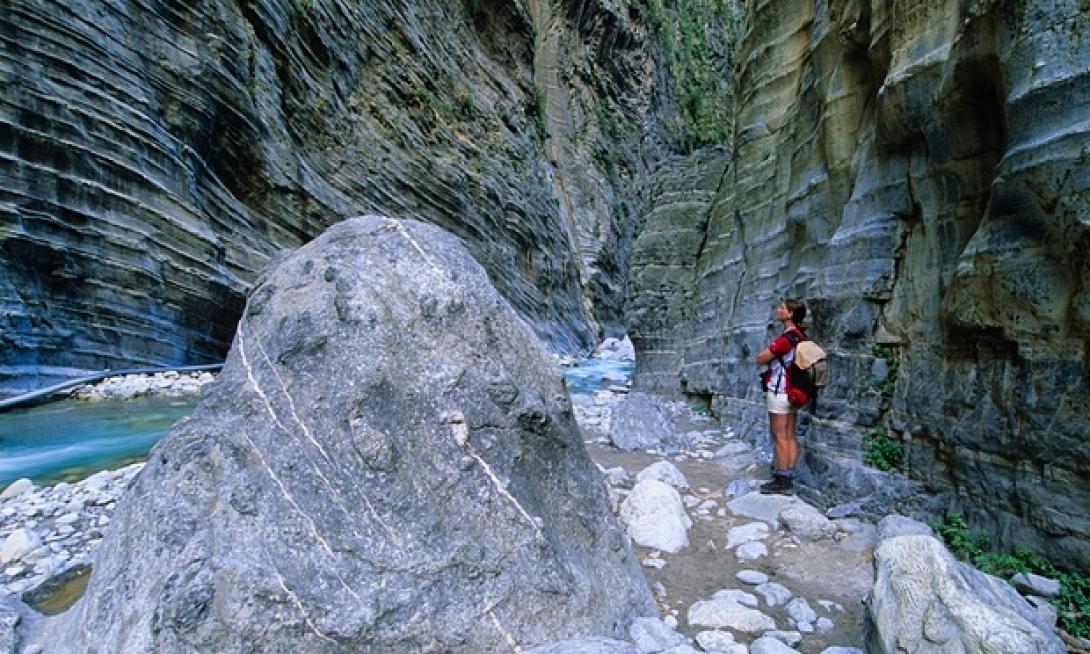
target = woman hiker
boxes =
[755,298,807,495]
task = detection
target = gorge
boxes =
[1,0,1088,628]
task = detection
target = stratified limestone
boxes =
[0,0,661,394]
[630,0,1090,567]
[31,216,654,652]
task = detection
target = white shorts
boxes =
[766,391,798,415]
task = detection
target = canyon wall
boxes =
[630,0,1090,569]
[0,0,659,394]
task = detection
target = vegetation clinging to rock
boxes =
[640,0,738,152]
[933,514,1090,638]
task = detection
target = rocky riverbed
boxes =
[578,391,870,654]
[67,370,215,401]
[0,356,1076,652]
[0,387,869,652]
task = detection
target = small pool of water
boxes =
[562,358,634,395]
[0,397,196,486]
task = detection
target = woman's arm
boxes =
[756,348,774,365]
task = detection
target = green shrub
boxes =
[933,515,1090,638]
[871,345,900,396]
[862,426,903,471]
[640,0,738,152]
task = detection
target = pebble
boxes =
[713,589,759,607]
[688,597,777,633]
[56,512,80,525]
[735,541,768,560]
[736,569,769,585]
[0,479,34,501]
[751,636,799,653]
[818,599,843,612]
[786,598,817,624]
[755,582,793,607]
[764,631,802,647]
[0,463,143,597]
[817,617,835,631]
[695,631,737,652]
[1011,572,1060,598]
[727,522,770,549]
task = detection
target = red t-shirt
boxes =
[767,328,805,393]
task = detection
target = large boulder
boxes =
[609,393,681,452]
[865,533,1064,653]
[34,216,654,652]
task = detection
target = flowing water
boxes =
[561,358,634,394]
[0,358,630,487]
[0,397,196,486]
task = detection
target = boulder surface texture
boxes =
[865,533,1064,653]
[34,216,654,652]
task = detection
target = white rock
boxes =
[32,555,65,576]
[786,598,817,624]
[755,582,793,607]
[712,589,759,607]
[97,515,110,527]
[1026,595,1058,628]
[684,496,702,508]
[0,529,42,564]
[602,466,631,487]
[642,558,666,569]
[778,504,837,541]
[695,631,736,653]
[817,600,843,613]
[724,480,751,498]
[726,522,770,549]
[620,480,691,553]
[1011,572,1061,598]
[750,636,798,654]
[819,648,864,654]
[3,565,25,577]
[796,621,813,633]
[55,512,80,525]
[735,541,768,561]
[763,630,802,647]
[716,442,751,456]
[0,478,34,501]
[737,570,769,585]
[637,461,690,490]
[663,615,678,629]
[868,534,1064,653]
[629,616,686,653]
[727,493,801,528]
[688,598,776,633]
[816,617,835,632]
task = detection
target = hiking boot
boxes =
[759,474,794,495]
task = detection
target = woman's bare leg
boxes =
[784,412,799,469]
[770,413,793,470]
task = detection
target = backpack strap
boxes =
[773,330,804,394]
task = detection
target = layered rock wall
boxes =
[630,0,1090,568]
[0,0,658,394]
